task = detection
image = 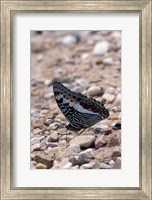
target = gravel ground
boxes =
[31,31,121,169]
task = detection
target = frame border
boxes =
[0,0,151,199]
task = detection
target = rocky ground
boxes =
[31,31,121,169]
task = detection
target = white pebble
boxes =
[114,93,121,105]
[88,86,101,96]
[103,57,113,65]
[62,35,77,46]
[102,93,115,103]
[93,41,110,56]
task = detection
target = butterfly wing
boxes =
[53,82,109,131]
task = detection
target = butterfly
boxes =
[53,82,109,132]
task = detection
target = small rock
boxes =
[59,144,81,158]
[62,35,77,46]
[76,79,89,89]
[49,123,58,130]
[36,54,44,62]
[44,119,52,126]
[113,157,121,169]
[31,137,40,145]
[61,135,74,142]
[102,93,115,104]
[74,86,82,93]
[32,128,42,135]
[70,135,96,148]
[112,122,121,130]
[81,53,89,61]
[71,165,79,169]
[105,87,116,95]
[93,41,110,56]
[94,127,112,135]
[60,158,72,169]
[31,143,41,152]
[47,132,59,142]
[108,133,121,147]
[58,140,67,148]
[31,36,43,52]
[112,147,121,158]
[99,162,111,169]
[36,163,47,169]
[95,134,108,149]
[44,92,54,99]
[111,31,121,40]
[80,161,96,169]
[34,154,54,168]
[114,93,121,105]
[87,86,102,96]
[103,57,113,65]
[46,147,62,159]
[109,159,115,165]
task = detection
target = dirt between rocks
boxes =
[31,31,121,169]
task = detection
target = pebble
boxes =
[81,53,89,61]
[43,119,52,126]
[36,163,47,169]
[31,138,40,145]
[105,87,116,95]
[46,147,62,159]
[60,144,81,159]
[109,159,115,165]
[108,133,121,147]
[70,135,96,148]
[94,127,112,135]
[112,121,121,130]
[114,93,121,105]
[102,93,115,103]
[93,41,110,56]
[113,157,121,169]
[99,162,111,169]
[47,132,59,142]
[80,161,96,169]
[59,158,72,168]
[31,36,43,53]
[103,57,113,65]
[79,148,95,159]
[112,147,121,159]
[61,135,74,142]
[34,154,54,168]
[58,140,67,148]
[36,54,44,62]
[87,86,102,96]
[31,143,41,152]
[44,92,54,99]
[62,35,78,46]
[76,79,89,89]
[32,128,42,135]
[95,134,108,149]
[111,31,121,40]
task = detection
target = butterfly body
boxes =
[53,82,109,132]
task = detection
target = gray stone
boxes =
[59,144,81,159]
[113,157,121,169]
[70,135,96,148]
[47,132,59,142]
[31,137,40,145]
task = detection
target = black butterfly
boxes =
[53,82,109,132]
